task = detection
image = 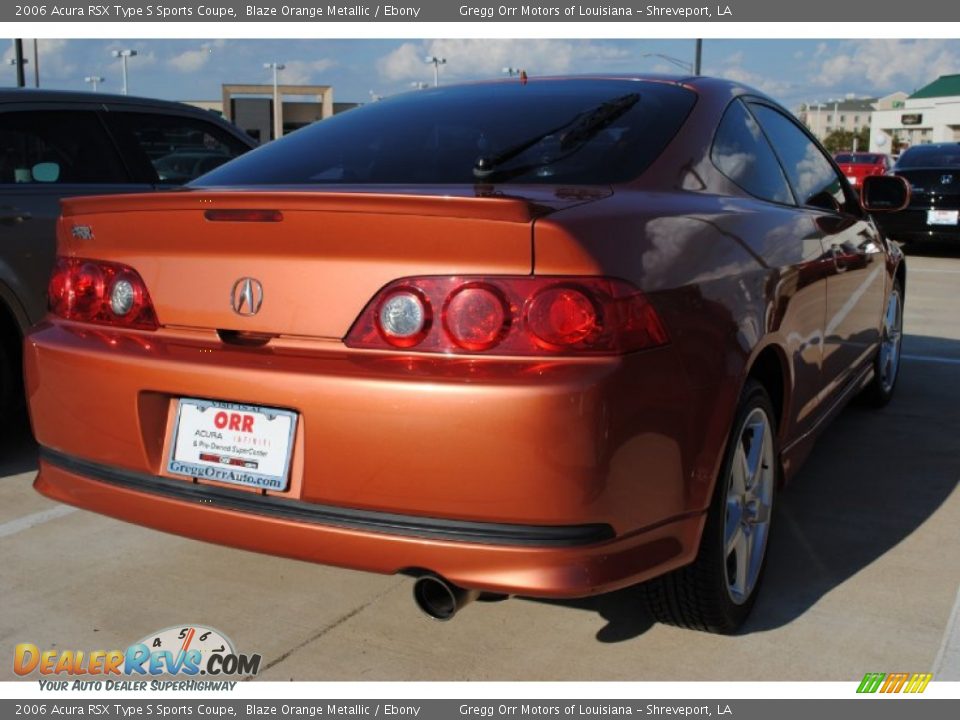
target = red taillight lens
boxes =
[346,277,667,356]
[48,257,159,330]
[443,284,509,351]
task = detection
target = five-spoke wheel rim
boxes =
[878,288,903,394]
[723,407,775,606]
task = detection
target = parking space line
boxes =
[902,354,960,366]
[909,269,960,274]
[0,505,77,541]
[934,583,960,681]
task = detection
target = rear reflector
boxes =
[204,209,283,222]
[346,276,667,356]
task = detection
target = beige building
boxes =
[797,96,878,142]
[184,83,362,144]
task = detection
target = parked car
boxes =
[834,152,892,187]
[875,142,960,244]
[0,90,256,423]
[25,76,909,633]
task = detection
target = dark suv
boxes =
[0,90,257,423]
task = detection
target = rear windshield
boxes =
[193,80,696,186]
[896,145,960,169]
[835,153,881,164]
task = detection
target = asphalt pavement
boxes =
[1,241,958,682]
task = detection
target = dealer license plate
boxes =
[928,210,959,226]
[167,399,297,491]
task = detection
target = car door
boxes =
[749,102,886,405]
[0,104,153,327]
[711,98,829,441]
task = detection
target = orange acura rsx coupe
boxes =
[25,76,910,633]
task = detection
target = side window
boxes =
[105,112,251,185]
[748,103,859,215]
[0,110,128,185]
[711,100,793,205]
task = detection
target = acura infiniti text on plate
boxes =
[25,76,909,633]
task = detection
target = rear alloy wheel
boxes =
[861,280,903,407]
[641,380,777,633]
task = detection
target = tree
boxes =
[822,127,871,154]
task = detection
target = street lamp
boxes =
[642,53,694,74]
[264,62,285,141]
[424,55,446,87]
[502,66,522,77]
[84,75,105,92]
[111,49,137,95]
[410,82,429,90]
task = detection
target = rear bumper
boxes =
[876,207,960,242]
[35,448,704,598]
[25,320,722,597]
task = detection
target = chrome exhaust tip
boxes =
[412,575,478,621]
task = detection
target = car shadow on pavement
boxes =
[0,416,38,477]
[528,333,960,642]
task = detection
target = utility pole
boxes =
[264,62,285,141]
[12,39,26,87]
[32,39,39,87]
[111,49,137,95]
[424,56,446,87]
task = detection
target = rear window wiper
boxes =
[473,92,640,181]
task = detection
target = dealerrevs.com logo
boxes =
[14,625,261,689]
[857,672,933,694]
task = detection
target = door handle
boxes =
[0,206,32,223]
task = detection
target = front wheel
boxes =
[640,380,777,633]
[861,279,903,407]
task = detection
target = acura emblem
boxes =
[942,174,954,185]
[230,278,264,316]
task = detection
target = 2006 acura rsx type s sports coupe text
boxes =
[25,76,910,633]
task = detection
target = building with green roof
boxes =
[870,74,960,153]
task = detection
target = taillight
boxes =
[48,257,159,330]
[345,277,667,356]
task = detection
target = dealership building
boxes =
[869,74,960,153]
[184,83,362,143]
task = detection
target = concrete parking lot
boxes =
[1,244,958,682]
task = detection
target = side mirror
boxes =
[861,175,910,212]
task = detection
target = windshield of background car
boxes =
[896,145,960,169]
[193,80,697,186]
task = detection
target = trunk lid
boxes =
[58,186,610,339]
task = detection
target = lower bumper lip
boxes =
[34,449,705,598]
[39,447,614,548]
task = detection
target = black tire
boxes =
[0,332,25,430]
[861,279,903,408]
[640,380,778,634]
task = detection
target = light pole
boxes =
[502,66,521,78]
[111,49,137,95]
[424,56,446,87]
[7,56,28,88]
[264,62,285,141]
[84,75,105,92]
[641,52,694,74]
[410,82,429,90]
[694,39,702,75]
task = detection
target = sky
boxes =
[3,38,959,109]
